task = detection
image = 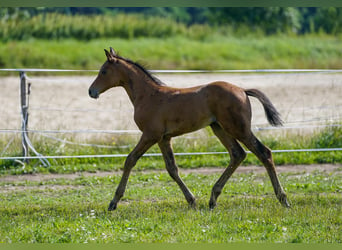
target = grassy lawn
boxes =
[0,169,341,243]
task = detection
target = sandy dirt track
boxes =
[1,164,341,185]
[0,73,341,135]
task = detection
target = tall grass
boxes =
[0,12,341,71]
[1,126,341,175]
[0,35,341,71]
[0,13,210,41]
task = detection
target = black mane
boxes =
[116,54,165,86]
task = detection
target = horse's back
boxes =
[204,81,249,110]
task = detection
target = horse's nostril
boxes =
[89,88,98,98]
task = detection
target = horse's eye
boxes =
[101,70,107,75]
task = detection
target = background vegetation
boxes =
[0,7,341,71]
[0,35,341,71]
[2,7,342,39]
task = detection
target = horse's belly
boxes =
[165,114,215,137]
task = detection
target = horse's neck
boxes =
[122,66,159,107]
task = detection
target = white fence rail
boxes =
[2,148,342,161]
[2,68,342,73]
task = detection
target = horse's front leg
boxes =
[108,133,157,211]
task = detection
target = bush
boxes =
[0,13,190,41]
[310,125,342,148]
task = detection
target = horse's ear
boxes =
[104,49,116,63]
[104,49,111,59]
[110,47,117,56]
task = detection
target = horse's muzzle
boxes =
[88,88,99,99]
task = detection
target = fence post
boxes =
[19,71,29,162]
[18,71,50,167]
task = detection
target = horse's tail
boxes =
[245,89,283,126]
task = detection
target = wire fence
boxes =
[0,68,341,164]
[1,123,342,135]
[3,147,342,161]
[2,68,342,73]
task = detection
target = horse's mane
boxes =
[116,54,166,86]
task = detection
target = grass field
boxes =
[1,167,341,243]
[1,128,341,243]
[1,126,341,243]
[0,35,341,72]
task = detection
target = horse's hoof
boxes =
[278,193,291,208]
[189,201,197,210]
[209,200,216,210]
[282,199,291,208]
[108,200,117,211]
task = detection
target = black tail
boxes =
[245,89,283,126]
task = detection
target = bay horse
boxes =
[88,47,290,211]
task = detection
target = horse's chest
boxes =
[133,106,157,131]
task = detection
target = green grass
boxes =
[1,125,341,175]
[1,127,341,243]
[0,170,341,243]
[0,35,341,72]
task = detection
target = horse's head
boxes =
[89,47,127,99]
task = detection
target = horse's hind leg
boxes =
[209,122,247,209]
[241,133,290,207]
[158,137,196,208]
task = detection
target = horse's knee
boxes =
[263,147,276,168]
[233,147,246,163]
[263,145,272,157]
[124,153,138,170]
[252,139,274,163]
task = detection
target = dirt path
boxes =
[1,164,341,183]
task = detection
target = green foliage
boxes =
[0,13,189,41]
[311,7,342,34]
[2,7,342,39]
[207,7,302,34]
[310,126,342,149]
[0,35,341,72]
